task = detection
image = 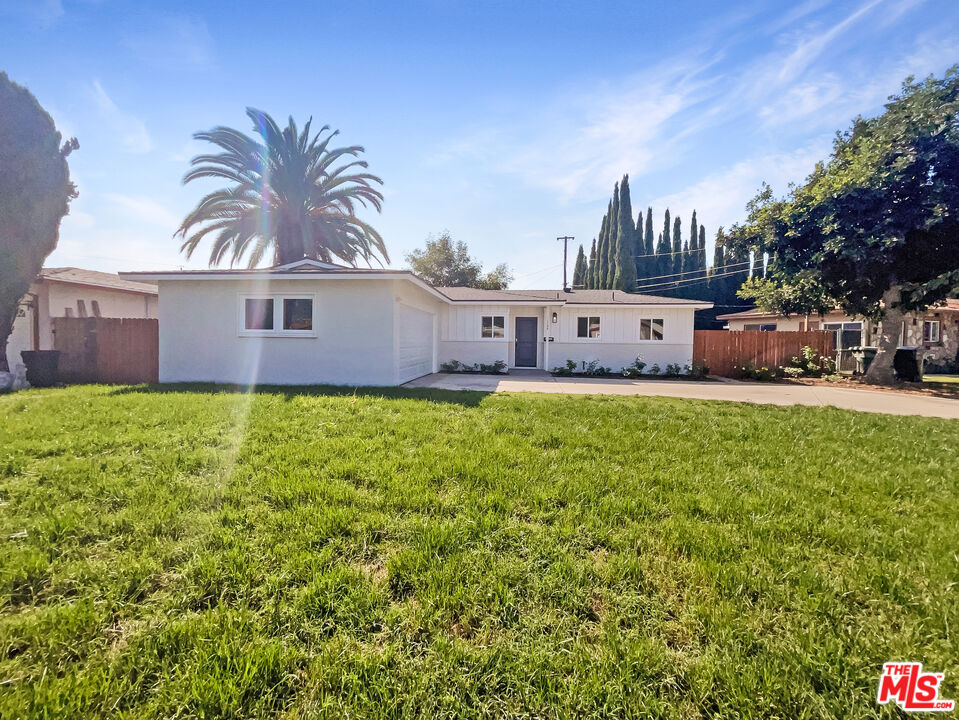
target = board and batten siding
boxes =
[548,305,697,370]
[438,304,513,368]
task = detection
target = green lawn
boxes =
[1,385,957,719]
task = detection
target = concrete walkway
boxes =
[405,370,959,419]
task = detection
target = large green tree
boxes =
[672,214,683,278]
[698,224,707,277]
[643,207,655,280]
[732,69,959,382]
[633,208,645,280]
[605,184,620,288]
[406,231,511,289]
[689,210,699,277]
[657,209,672,279]
[586,238,597,289]
[613,175,637,291]
[572,243,588,288]
[177,108,386,268]
[595,208,610,288]
[0,72,78,373]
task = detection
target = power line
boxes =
[628,259,752,285]
[634,265,754,293]
[635,269,747,293]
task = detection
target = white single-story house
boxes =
[6,267,158,370]
[120,259,712,386]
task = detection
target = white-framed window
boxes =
[239,294,315,336]
[481,315,505,339]
[744,323,776,331]
[639,318,665,341]
[923,320,941,343]
[577,316,600,338]
[823,321,863,350]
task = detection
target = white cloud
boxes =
[103,194,179,229]
[435,55,721,202]
[91,80,153,154]
[648,140,832,245]
[774,0,886,84]
[122,15,214,70]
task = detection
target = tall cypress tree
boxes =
[689,210,699,278]
[698,224,707,276]
[673,216,684,279]
[595,210,609,289]
[572,244,587,288]
[681,238,689,282]
[634,208,644,281]
[710,227,726,302]
[613,175,637,291]
[604,184,619,289]
[657,209,671,279]
[587,238,597,289]
[644,207,655,274]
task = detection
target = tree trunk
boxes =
[864,285,904,385]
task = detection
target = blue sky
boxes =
[4,0,958,288]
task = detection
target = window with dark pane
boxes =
[283,298,312,330]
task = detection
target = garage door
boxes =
[397,304,434,383]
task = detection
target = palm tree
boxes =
[176,108,387,268]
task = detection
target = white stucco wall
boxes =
[5,281,157,370]
[157,278,398,386]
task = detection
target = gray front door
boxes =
[515,317,538,367]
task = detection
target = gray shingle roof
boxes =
[120,263,709,306]
[41,267,157,295]
[436,287,707,305]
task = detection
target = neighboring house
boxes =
[6,267,159,370]
[716,301,959,369]
[121,259,712,386]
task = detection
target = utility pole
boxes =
[557,235,574,290]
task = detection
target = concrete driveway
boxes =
[405,370,959,419]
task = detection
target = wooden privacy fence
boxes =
[52,317,158,384]
[693,330,835,377]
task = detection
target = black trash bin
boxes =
[20,350,61,388]
[893,346,921,382]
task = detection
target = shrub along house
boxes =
[121,259,711,386]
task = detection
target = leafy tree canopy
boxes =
[406,231,512,289]
[0,72,78,372]
[731,68,959,319]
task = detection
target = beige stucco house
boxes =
[121,259,712,386]
[6,267,158,370]
[716,301,959,371]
